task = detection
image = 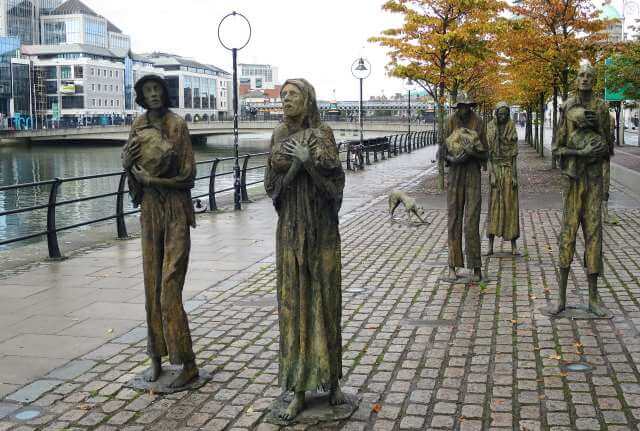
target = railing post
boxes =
[373,139,379,162]
[407,133,412,153]
[46,178,63,259]
[393,135,399,156]
[241,154,251,203]
[209,158,220,211]
[380,138,386,160]
[365,140,371,165]
[116,171,128,239]
[346,143,352,171]
[387,136,393,158]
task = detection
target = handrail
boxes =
[0,131,437,258]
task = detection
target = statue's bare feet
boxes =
[447,267,457,281]
[279,392,305,422]
[169,361,198,388]
[588,300,608,318]
[511,240,520,256]
[472,268,482,283]
[330,386,347,406]
[144,357,162,382]
[548,302,566,316]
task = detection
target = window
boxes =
[45,80,57,94]
[183,76,192,108]
[44,66,57,79]
[97,84,101,91]
[110,84,113,92]
[109,70,112,77]
[61,95,84,109]
[74,65,83,78]
[91,68,94,76]
[91,83,95,91]
[115,70,119,78]
[98,99,101,106]
[92,98,95,107]
[115,85,118,92]
[110,99,113,107]
[116,99,120,107]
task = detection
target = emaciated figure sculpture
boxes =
[122,75,198,388]
[443,93,489,282]
[551,63,611,317]
[486,102,520,255]
[265,79,346,420]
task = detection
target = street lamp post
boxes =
[404,79,414,135]
[218,11,251,211]
[351,57,370,165]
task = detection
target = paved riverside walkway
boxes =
[0,140,639,430]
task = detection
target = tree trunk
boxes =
[437,80,446,190]
[552,85,558,168]
[532,110,539,153]
[539,92,545,158]
[526,107,532,146]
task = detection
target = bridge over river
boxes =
[0,120,432,144]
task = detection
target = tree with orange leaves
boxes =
[370,0,505,188]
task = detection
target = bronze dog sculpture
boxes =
[388,190,429,224]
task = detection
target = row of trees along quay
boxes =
[370,0,639,184]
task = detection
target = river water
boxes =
[0,129,383,250]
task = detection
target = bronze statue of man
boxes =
[121,74,198,387]
[551,63,611,317]
[486,102,520,255]
[444,93,489,282]
[264,79,346,421]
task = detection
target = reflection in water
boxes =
[0,130,382,249]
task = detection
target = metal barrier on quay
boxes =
[0,130,436,259]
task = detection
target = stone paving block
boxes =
[46,360,96,380]
[6,380,62,403]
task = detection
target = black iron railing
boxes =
[0,131,436,259]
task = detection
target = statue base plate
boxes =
[440,271,490,285]
[539,304,613,320]
[265,392,360,426]
[125,366,211,394]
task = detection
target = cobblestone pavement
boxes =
[1,142,640,430]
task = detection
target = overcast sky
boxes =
[81,0,406,101]
[82,0,636,101]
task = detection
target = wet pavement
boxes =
[0,141,639,430]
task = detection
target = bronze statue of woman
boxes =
[264,78,346,420]
[121,75,198,388]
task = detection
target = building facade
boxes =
[0,0,40,45]
[141,52,231,121]
[238,63,278,90]
[0,0,232,128]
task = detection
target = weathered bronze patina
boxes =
[486,102,520,255]
[551,63,611,317]
[121,74,198,388]
[264,78,347,421]
[443,93,489,282]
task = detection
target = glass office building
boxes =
[11,61,31,116]
[40,0,65,15]
[41,16,81,44]
[5,0,39,45]
[0,37,20,116]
